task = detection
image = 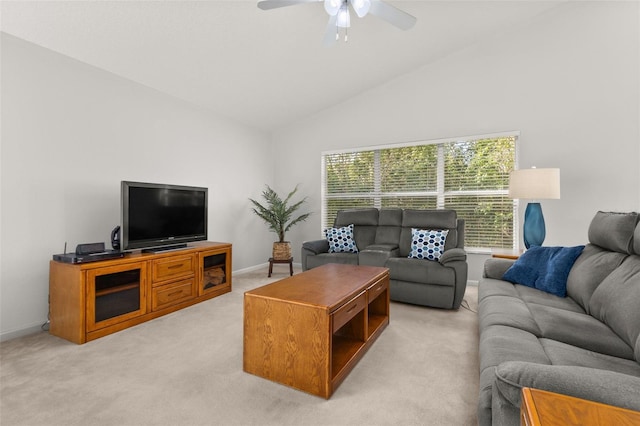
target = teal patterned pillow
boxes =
[408,228,449,260]
[325,224,359,253]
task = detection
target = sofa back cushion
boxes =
[567,211,638,312]
[334,208,379,250]
[589,255,640,352]
[375,208,402,246]
[566,245,628,312]
[398,209,459,257]
[635,221,640,255]
[588,211,638,254]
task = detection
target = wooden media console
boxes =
[49,241,231,344]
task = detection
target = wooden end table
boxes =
[492,248,523,260]
[521,387,640,426]
[268,257,293,277]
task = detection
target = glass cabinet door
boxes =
[87,262,147,332]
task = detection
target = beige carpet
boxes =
[1,267,479,426]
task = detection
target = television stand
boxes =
[49,241,232,344]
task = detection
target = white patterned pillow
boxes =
[325,224,359,253]
[408,228,449,261]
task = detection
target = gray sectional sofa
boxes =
[478,211,640,425]
[301,208,468,309]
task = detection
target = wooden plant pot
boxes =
[272,242,291,260]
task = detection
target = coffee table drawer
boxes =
[367,277,388,302]
[332,291,366,333]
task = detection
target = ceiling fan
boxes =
[257,0,417,46]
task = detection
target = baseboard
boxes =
[233,262,302,275]
[0,322,47,342]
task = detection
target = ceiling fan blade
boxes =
[368,0,416,30]
[322,14,338,47]
[258,0,320,10]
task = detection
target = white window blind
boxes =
[321,133,518,250]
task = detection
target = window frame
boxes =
[320,131,520,252]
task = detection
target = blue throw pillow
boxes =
[502,245,585,297]
[325,224,359,253]
[408,228,449,261]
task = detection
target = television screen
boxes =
[121,181,208,251]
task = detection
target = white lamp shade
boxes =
[509,168,560,200]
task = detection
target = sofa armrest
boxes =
[439,248,466,264]
[492,361,640,425]
[483,258,515,279]
[302,239,329,255]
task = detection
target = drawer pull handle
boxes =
[167,264,184,270]
[346,303,358,313]
[168,290,183,297]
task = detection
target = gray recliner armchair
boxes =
[301,208,468,309]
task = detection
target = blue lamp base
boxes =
[523,202,546,249]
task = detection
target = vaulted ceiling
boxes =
[1,1,566,132]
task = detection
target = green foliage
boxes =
[323,136,517,249]
[249,185,311,242]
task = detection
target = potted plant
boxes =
[249,185,311,260]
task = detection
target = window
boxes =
[321,133,518,251]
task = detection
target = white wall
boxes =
[0,33,274,339]
[272,2,640,281]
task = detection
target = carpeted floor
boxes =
[1,266,479,426]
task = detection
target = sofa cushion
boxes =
[502,245,585,297]
[530,304,635,359]
[385,257,454,286]
[539,339,640,376]
[398,209,458,256]
[566,244,629,313]
[515,286,585,314]
[478,278,520,303]
[408,228,449,260]
[334,208,379,226]
[478,295,541,336]
[325,224,359,253]
[335,208,378,249]
[589,255,640,350]
[588,211,638,254]
[305,252,358,269]
[479,325,551,374]
[635,221,640,255]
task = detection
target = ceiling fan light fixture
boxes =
[336,4,350,28]
[324,0,343,16]
[351,0,371,18]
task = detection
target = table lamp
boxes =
[508,167,560,249]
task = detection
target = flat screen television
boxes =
[121,181,208,252]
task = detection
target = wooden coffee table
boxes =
[243,263,390,398]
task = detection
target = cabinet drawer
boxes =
[367,277,388,303]
[332,292,366,333]
[151,255,195,284]
[152,279,196,311]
